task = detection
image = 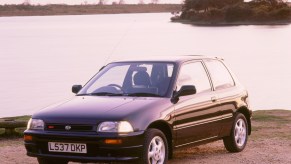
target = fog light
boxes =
[104,139,122,144]
[24,135,33,141]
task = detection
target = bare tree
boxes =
[98,0,104,5]
[119,0,125,4]
[151,0,159,4]
[139,0,145,4]
[23,0,30,5]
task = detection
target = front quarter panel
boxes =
[122,98,175,132]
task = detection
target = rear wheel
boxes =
[223,113,248,152]
[37,157,68,164]
[139,128,168,164]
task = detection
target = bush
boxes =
[252,4,272,21]
[225,4,253,22]
[179,0,291,23]
[209,8,225,21]
[15,4,33,10]
[270,7,291,20]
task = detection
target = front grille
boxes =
[46,124,93,132]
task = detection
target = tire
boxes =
[139,128,168,164]
[37,157,68,164]
[223,113,248,152]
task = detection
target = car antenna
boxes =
[103,19,136,66]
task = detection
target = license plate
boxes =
[48,142,87,154]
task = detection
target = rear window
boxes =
[204,60,234,90]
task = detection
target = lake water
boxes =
[0,13,290,117]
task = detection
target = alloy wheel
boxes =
[234,118,247,147]
[148,136,165,164]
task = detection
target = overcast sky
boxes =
[0,0,183,5]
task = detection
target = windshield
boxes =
[78,62,175,97]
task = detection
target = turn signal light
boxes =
[24,135,33,141]
[104,139,122,145]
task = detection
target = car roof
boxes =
[109,55,222,64]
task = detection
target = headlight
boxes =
[27,118,44,130]
[97,121,133,133]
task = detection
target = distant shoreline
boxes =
[0,4,182,17]
[171,18,291,26]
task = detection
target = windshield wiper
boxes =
[126,92,161,97]
[78,92,161,97]
[77,92,123,96]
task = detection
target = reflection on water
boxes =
[0,13,290,117]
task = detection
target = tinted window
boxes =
[176,62,211,94]
[80,62,174,97]
[131,64,153,85]
[87,65,130,93]
[205,60,234,90]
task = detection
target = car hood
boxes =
[33,96,168,124]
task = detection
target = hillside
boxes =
[0,4,182,17]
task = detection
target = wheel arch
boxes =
[147,120,173,159]
[236,106,252,135]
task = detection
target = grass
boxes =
[251,110,291,140]
[0,115,31,137]
[252,110,291,123]
[0,115,31,122]
[0,128,26,137]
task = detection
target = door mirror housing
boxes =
[72,85,82,94]
[174,85,196,99]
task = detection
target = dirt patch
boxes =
[169,138,291,164]
[1,110,291,164]
[0,138,36,164]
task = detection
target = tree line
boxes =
[180,0,291,23]
[21,0,161,5]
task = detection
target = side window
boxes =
[176,62,211,94]
[205,60,234,90]
[167,64,174,77]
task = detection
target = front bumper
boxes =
[24,130,144,162]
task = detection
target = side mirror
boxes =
[174,85,196,99]
[72,85,82,94]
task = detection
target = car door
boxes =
[203,59,239,137]
[173,61,222,147]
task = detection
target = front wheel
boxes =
[223,113,248,152]
[140,128,168,164]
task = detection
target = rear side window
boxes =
[176,62,211,94]
[205,60,234,90]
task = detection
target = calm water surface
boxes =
[0,13,290,117]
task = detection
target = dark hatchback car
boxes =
[24,56,252,164]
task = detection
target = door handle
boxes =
[211,97,217,102]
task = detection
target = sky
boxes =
[0,0,183,5]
